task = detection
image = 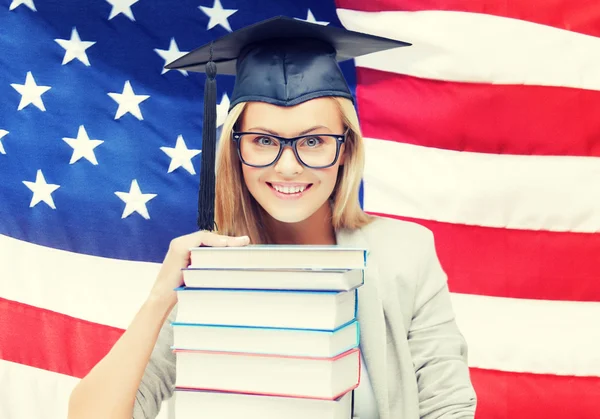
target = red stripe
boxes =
[4,297,600,418]
[335,0,600,38]
[369,213,600,302]
[0,298,123,378]
[356,68,600,157]
[470,368,600,419]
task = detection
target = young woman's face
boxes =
[237,98,346,224]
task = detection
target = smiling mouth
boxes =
[267,182,313,195]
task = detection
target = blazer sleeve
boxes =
[132,308,177,419]
[407,230,477,419]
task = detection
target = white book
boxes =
[174,388,353,419]
[182,267,364,291]
[189,244,366,270]
[175,288,357,330]
[174,348,361,400]
[171,320,359,357]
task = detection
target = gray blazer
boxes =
[133,216,477,418]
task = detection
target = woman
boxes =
[68,17,477,419]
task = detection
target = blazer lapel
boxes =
[336,226,389,419]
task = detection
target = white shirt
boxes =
[354,352,379,419]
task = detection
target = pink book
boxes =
[174,347,361,400]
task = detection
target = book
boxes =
[171,319,359,358]
[174,347,361,400]
[189,244,366,270]
[174,388,352,419]
[174,287,357,330]
[182,267,364,291]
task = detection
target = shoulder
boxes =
[358,215,436,256]
[354,216,443,293]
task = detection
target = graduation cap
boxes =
[165,16,410,232]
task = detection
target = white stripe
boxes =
[337,9,600,92]
[3,235,600,377]
[362,138,600,233]
[0,234,160,329]
[0,360,172,419]
[451,293,600,376]
[0,361,78,419]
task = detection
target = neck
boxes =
[265,202,337,245]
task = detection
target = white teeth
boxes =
[273,184,307,194]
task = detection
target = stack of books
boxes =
[171,244,366,419]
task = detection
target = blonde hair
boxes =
[214,97,373,244]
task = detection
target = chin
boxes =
[262,206,315,224]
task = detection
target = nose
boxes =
[273,146,303,175]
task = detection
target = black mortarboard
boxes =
[165,16,410,231]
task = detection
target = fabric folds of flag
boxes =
[1,0,599,418]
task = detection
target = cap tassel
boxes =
[197,45,218,231]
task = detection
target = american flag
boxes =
[1,0,599,418]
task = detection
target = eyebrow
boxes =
[246,125,331,136]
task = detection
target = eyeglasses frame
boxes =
[231,130,348,169]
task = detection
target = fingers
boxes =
[197,231,250,247]
[223,235,250,247]
[170,231,250,254]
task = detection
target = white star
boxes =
[62,125,104,165]
[55,27,96,66]
[11,71,51,111]
[160,135,201,174]
[106,0,139,21]
[154,38,189,75]
[108,81,150,120]
[216,93,230,127]
[0,130,8,155]
[199,0,237,32]
[295,9,329,26]
[9,0,36,11]
[22,170,60,209]
[115,180,157,219]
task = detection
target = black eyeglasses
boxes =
[232,130,348,169]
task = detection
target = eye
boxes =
[302,137,323,147]
[255,136,275,146]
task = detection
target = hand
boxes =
[149,231,250,308]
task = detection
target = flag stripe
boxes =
[5,215,600,330]
[6,358,599,419]
[362,138,600,233]
[337,9,600,92]
[470,368,600,419]
[0,360,171,419]
[450,293,600,376]
[335,0,600,38]
[369,213,600,302]
[0,233,159,329]
[0,298,123,379]
[0,360,78,419]
[5,259,600,378]
[3,292,600,384]
[356,68,600,157]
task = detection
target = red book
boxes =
[174,347,361,400]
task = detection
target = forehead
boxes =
[239,98,344,134]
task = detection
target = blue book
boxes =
[182,267,364,291]
[174,287,358,331]
[171,319,360,358]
